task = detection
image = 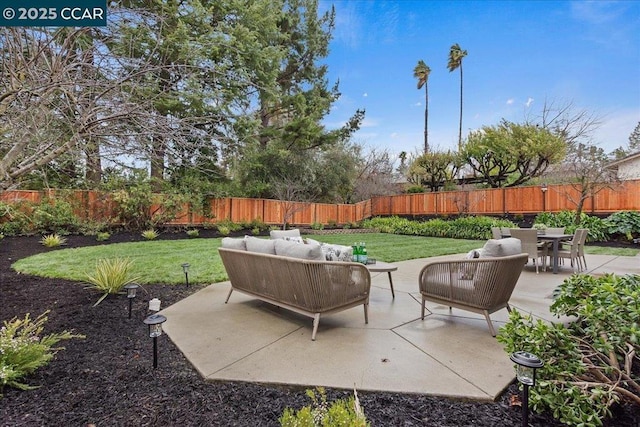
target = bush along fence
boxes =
[0,180,639,228]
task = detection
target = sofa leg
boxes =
[225,287,233,303]
[311,314,320,341]
[421,297,426,320]
[483,311,496,337]
[363,303,369,324]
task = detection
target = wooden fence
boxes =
[1,181,638,227]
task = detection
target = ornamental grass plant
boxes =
[84,258,140,306]
[0,311,83,396]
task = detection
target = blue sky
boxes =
[319,0,640,157]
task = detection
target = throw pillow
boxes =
[274,239,325,260]
[320,243,353,262]
[221,237,247,251]
[245,236,276,254]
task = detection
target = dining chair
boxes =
[509,228,547,273]
[560,228,588,271]
[557,230,585,272]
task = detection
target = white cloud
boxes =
[525,97,534,108]
[360,118,378,128]
[362,92,368,97]
[593,108,640,152]
[506,99,515,105]
[390,132,398,138]
[414,102,422,107]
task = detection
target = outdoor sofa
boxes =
[218,234,370,341]
[418,238,528,336]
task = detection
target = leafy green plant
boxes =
[310,222,324,230]
[251,227,260,235]
[498,274,640,426]
[141,229,159,240]
[217,225,230,236]
[327,219,337,228]
[605,210,640,241]
[96,232,111,242]
[0,201,34,235]
[215,219,243,233]
[31,198,79,234]
[0,311,83,395]
[84,258,140,306]
[279,387,368,427]
[110,181,186,231]
[534,211,608,242]
[361,215,516,240]
[186,229,200,238]
[40,234,67,247]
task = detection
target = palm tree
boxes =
[413,60,431,153]
[447,43,468,150]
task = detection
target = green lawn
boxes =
[11,233,638,286]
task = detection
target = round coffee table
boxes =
[365,261,398,298]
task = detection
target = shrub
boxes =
[279,387,368,427]
[110,182,186,231]
[0,311,83,395]
[605,210,640,241]
[498,274,640,426]
[251,227,260,235]
[0,201,34,235]
[217,225,230,236]
[96,232,111,242]
[84,258,139,306]
[327,219,337,228]
[534,211,608,242]
[141,229,159,240]
[31,198,78,234]
[39,234,67,248]
[310,222,324,230]
[186,229,200,238]
[215,219,243,233]
[361,216,516,240]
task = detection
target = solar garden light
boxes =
[181,263,190,287]
[143,313,167,369]
[510,351,544,427]
[124,283,139,319]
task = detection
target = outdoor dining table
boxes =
[501,231,574,274]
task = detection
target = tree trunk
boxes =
[84,140,102,188]
[458,64,463,151]
[424,84,429,153]
[150,134,165,192]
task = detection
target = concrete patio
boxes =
[161,252,639,401]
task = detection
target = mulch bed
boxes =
[1,232,638,426]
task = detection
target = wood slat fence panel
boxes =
[1,180,639,227]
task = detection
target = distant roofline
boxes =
[608,151,640,167]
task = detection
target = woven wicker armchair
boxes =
[418,253,528,336]
[219,247,371,341]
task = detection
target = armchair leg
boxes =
[421,297,426,320]
[225,287,234,303]
[363,302,369,324]
[483,311,496,337]
[311,314,320,341]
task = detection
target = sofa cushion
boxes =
[245,236,276,254]
[221,237,247,251]
[478,238,522,258]
[274,239,325,261]
[269,229,301,240]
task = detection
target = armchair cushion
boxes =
[478,238,521,258]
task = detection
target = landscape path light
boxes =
[124,283,139,319]
[143,313,167,369]
[510,351,544,427]
[181,263,190,287]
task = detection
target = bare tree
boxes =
[561,142,619,223]
[526,98,603,147]
[270,175,315,229]
[0,27,203,192]
[350,148,399,202]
